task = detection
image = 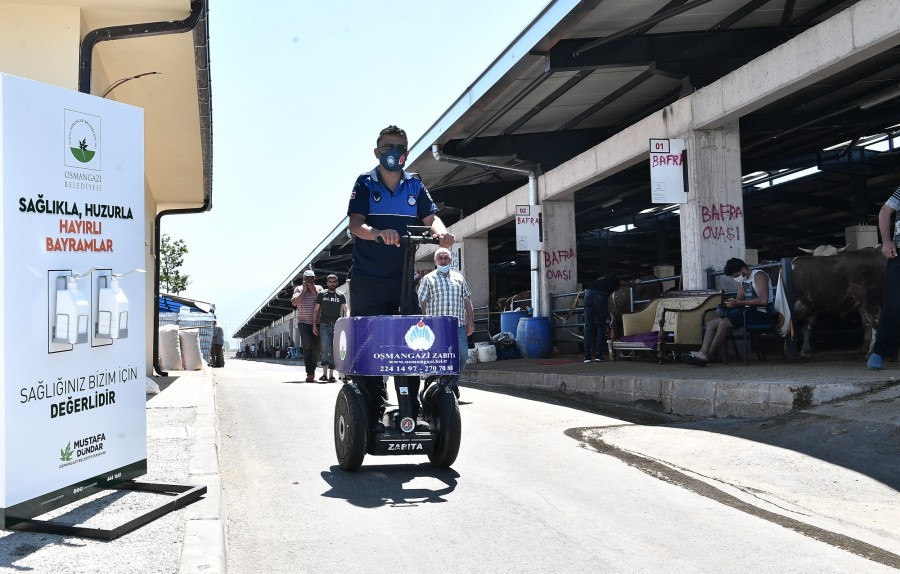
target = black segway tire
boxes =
[428,389,461,468]
[334,385,367,471]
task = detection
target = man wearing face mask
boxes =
[418,248,475,396]
[683,257,773,366]
[347,125,455,433]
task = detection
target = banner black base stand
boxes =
[8,481,207,541]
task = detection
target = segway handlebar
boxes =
[375,225,441,246]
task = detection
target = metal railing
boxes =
[472,305,492,343]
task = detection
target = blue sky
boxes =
[164,1,549,344]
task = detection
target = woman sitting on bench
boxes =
[683,258,773,366]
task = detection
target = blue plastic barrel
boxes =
[516,316,553,359]
[500,310,529,334]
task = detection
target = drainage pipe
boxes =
[78,0,204,94]
[432,145,545,317]
[77,0,210,375]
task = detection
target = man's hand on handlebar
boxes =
[432,231,455,248]
[376,228,401,246]
[375,227,453,247]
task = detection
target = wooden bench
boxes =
[609,289,724,364]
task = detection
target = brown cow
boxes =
[791,247,885,357]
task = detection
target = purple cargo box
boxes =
[334,316,460,376]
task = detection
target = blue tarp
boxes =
[158,295,211,314]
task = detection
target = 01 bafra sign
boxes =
[0,74,147,527]
[649,138,688,204]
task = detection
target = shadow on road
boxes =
[319,464,459,508]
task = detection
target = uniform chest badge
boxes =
[373,191,381,202]
[407,195,416,206]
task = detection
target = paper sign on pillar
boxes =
[515,205,542,251]
[650,138,688,204]
[0,74,146,526]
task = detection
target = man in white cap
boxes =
[291,269,323,382]
[418,248,474,395]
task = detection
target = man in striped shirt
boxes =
[867,186,900,370]
[292,269,323,382]
[418,248,475,394]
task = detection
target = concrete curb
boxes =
[182,367,226,574]
[461,365,897,418]
[150,367,226,574]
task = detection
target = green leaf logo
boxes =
[70,138,96,163]
[64,111,100,169]
[60,442,73,462]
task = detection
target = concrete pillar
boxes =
[539,199,578,315]
[744,249,759,265]
[679,122,745,289]
[845,225,878,249]
[461,237,490,314]
[539,198,578,352]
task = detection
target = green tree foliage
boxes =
[160,234,190,294]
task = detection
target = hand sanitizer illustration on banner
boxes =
[97,274,129,339]
[54,275,90,344]
[95,268,145,341]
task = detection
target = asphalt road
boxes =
[216,359,898,574]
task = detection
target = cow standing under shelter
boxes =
[791,246,885,357]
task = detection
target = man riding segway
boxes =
[333,125,461,471]
[345,125,454,433]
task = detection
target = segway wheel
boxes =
[334,385,367,471]
[428,390,461,468]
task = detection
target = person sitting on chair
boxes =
[683,258,773,367]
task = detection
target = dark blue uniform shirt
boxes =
[347,168,438,280]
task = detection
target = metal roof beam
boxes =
[550,29,797,72]
[572,0,716,56]
[791,0,849,27]
[458,68,553,150]
[502,69,593,135]
[710,0,771,31]
[560,69,654,131]
[750,223,845,241]
[441,128,611,169]
[780,0,797,28]
[744,187,848,211]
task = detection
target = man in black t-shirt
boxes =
[583,272,621,362]
[313,274,348,382]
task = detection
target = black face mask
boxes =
[379,147,406,172]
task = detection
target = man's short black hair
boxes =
[724,258,746,276]
[377,125,407,146]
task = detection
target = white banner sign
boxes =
[650,138,688,204]
[0,74,146,525]
[515,205,542,251]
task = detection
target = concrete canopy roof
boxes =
[0,0,212,212]
[235,0,900,339]
[87,0,212,212]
